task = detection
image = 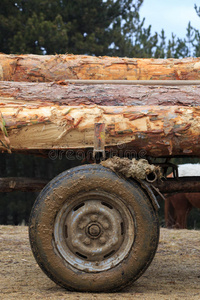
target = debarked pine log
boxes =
[1,54,200,82]
[0,97,200,157]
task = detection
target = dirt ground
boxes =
[0,226,200,300]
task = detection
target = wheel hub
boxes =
[54,191,135,272]
[87,223,102,238]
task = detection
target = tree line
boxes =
[1,0,200,58]
[0,0,200,226]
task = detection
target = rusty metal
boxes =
[138,180,160,210]
[0,177,48,192]
[145,171,158,183]
[93,123,106,159]
[53,190,135,272]
[153,177,200,193]
[150,184,166,202]
[149,162,178,178]
[2,171,200,196]
[64,79,200,85]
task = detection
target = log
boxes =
[1,81,200,107]
[1,54,200,82]
[0,95,200,157]
[0,54,200,158]
[0,177,48,192]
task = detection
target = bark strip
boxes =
[1,81,200,107]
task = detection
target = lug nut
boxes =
[112,237,119,246]
[78,223,85,229]
[78,219,89,229]
[72,239,79,247]
[83,238,91,245]
[90,215,98,222]
[99,237,106,244]
[102,222,109,229]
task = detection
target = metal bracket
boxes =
[150,161,178,178]
[93,123,106,161]
[139,179,160,210]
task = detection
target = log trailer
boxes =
[1,54,200,292]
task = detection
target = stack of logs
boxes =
[1,54,200,192]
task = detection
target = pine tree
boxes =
[166,33,188,59]
[185,21,195,56]
[184,4,200,57]
[190,4,200,57]
[154,29,166,58]
[0,0,158,57]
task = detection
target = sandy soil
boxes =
[0,226,200,299]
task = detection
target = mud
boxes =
[0,226,200,299]
[101,157,161,181]
[29,164,159,292]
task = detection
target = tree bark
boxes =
[1,54,200,82]
[1,55,200,158]
[1,81,200,106]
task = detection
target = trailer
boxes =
[1,54,200,292]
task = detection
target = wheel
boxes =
[29,164,159,292]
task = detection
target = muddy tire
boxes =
[29,164,159,292]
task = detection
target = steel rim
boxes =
[54,190,135,272]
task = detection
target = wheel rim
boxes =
[54,190,135,272]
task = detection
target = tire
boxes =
[29,164,159,292]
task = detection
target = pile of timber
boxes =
[0,54,200,157]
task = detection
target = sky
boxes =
[140,0,200,41]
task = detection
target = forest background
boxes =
[0,0,200,227]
